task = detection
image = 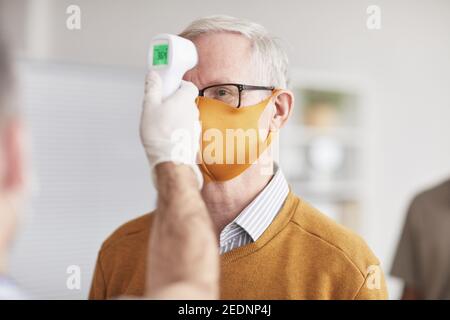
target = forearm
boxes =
[146,163,219,299]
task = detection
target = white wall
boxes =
[10,62,154,299]
[6,0,450,298]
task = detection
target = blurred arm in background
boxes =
[401,286,421,300]
[391,179,450,300]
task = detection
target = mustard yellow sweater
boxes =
[89,192,388,299]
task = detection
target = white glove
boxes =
[140,71,203,188]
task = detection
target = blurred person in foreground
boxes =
[90,15,388,300]
[0,34,27,300]
[391,178,450,300]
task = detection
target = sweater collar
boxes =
[221,190,300,264]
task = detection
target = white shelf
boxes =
[280,125,364,148]
[289,179,363,200]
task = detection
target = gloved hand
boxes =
[140,71,203,188]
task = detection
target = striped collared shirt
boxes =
[219,167,289,254]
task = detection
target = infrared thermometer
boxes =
[149,34,198,100]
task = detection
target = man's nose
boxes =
[183,69,202,89]
[183,69,193,82]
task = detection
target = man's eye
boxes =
[215,87,232,96]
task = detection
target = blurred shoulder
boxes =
[412,178,450,207]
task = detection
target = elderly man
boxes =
[90,15,388,300]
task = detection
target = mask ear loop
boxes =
[260,88,285,153]
[257,89,282,176]
[263,88,282,136]
[256,89,280,163]
[268,88,284,130]
[271,88,282,99]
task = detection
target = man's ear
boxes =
[269,90,294,132]
[0,120,24,193]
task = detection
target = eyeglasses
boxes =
[198,83,275,108]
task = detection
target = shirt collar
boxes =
[229,165,289,242]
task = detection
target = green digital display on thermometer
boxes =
[153,44,169,66]
[150,34,198,99]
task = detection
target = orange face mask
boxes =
[196,93,276,182]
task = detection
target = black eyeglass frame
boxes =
[198,83,276,108]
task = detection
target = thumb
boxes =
[144,71,163,105]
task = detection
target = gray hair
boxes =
[179,15,289,89]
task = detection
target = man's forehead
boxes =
[184,32,253,88]
[193,32,252,56]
